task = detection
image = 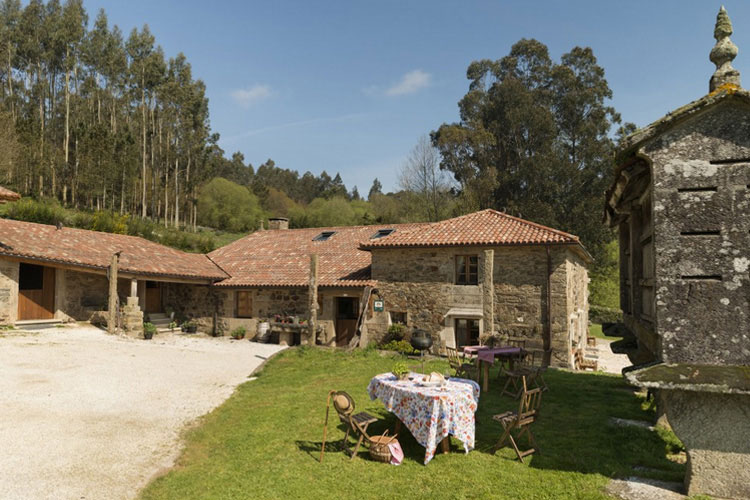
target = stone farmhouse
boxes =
[0,208,590,368]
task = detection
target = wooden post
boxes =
[482,249,494,337]
[309,254,319,344]
[545,245,552,365]
[108,252,120,334]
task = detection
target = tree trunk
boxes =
[141,73,147,218]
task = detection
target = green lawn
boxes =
[140,348,684,500]
[588,323,621,342]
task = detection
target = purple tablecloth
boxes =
[367,373,480,464]
[463,345,522,364]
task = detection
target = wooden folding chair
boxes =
[320,390,380,461]
[446,346,478,380]
[500,350,547,397]
[491,377,542,463]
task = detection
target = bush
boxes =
[143,322,157,339]
[380,339,417,355]
[589,305,623,324]
[231,326,246,340]
[387,323,406,340]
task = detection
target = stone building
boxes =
[0,208,590,368]
[607,8,750,498]
[0,218,227,330]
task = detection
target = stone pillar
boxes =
[108,253,119,334]
[482,249,494,337]
[121,296,144,337]
[130,279,138,298]
[308,254,319,345]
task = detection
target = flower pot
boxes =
[186,325,197,334]
[144,332,154,340]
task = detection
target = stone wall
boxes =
[0,259,19,325]
[368,245,585,367]
[566,249,590,363]
[644,102,750,364]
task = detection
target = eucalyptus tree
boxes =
[432,38,620,260]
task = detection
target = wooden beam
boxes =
[108,252,120,334]
[308,254,319,344]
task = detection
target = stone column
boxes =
[107,253,119,334]
[308,254,319,345]
[130,279,138,298]
[482,249,495,338]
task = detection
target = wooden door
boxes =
[145,281,162,313]
[18,263,55,320]
[335,297,359,346]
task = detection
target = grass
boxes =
[139,348,685,500]
[588,323,622,342]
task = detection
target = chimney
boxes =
[268,217,289,230]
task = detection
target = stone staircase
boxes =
[146,313,174,334]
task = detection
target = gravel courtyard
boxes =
[0,325,285,500]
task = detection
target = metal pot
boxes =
[410,329,433,351]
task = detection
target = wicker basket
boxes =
[369,434,396,463]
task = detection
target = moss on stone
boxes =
[627,363,750,394]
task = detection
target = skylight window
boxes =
[313,231,336,241]
[371,228,395,239]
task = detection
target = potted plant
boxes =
[231,326,246,340]
[143,322,156,340]
[184,320,197,334]
[392,361,409,380]
[388,323,406,340]
[168,321,177,332]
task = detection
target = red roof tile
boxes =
[0,218,227,281]
[360,209,580,249]
[0,186,20,203]
[209,223,426,287]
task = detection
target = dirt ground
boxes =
[0,325,285,500]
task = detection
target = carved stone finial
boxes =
[710,6,741,92]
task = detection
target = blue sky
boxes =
[85,1,750,193]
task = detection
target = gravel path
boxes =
[0,325,285,500]
[595,338,633,375]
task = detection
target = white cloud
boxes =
[385,69,432,96]
[230,84,272,107]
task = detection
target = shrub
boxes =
[231,326,246,340]
[143,322,157,339]
[380,339,417,355]
[589,305,623,324]
[387,323,406,340]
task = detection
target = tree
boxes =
[196,177,262,232]
[432,39,619,261]
[368,178,382,200]
[398,135,452,221]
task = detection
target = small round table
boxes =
[367,373,480,464]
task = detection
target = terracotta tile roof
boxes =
[0,186,20,203]
[209,223,427,287]
[0,218,227,281]
[360,209,581,249]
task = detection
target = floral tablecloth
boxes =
[367,373,480,464]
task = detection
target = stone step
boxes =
[15,319,63,330]
[148,313,169,320]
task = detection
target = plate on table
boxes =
[418,379,445,387]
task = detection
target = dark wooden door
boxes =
[335,297,359,346]
[18,263,55,320]
[145,281,162,313]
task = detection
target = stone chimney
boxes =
[710,6,741,92]
[268,217,289,230]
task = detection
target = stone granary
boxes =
[605,8,750,499]
[0,209,591,368]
